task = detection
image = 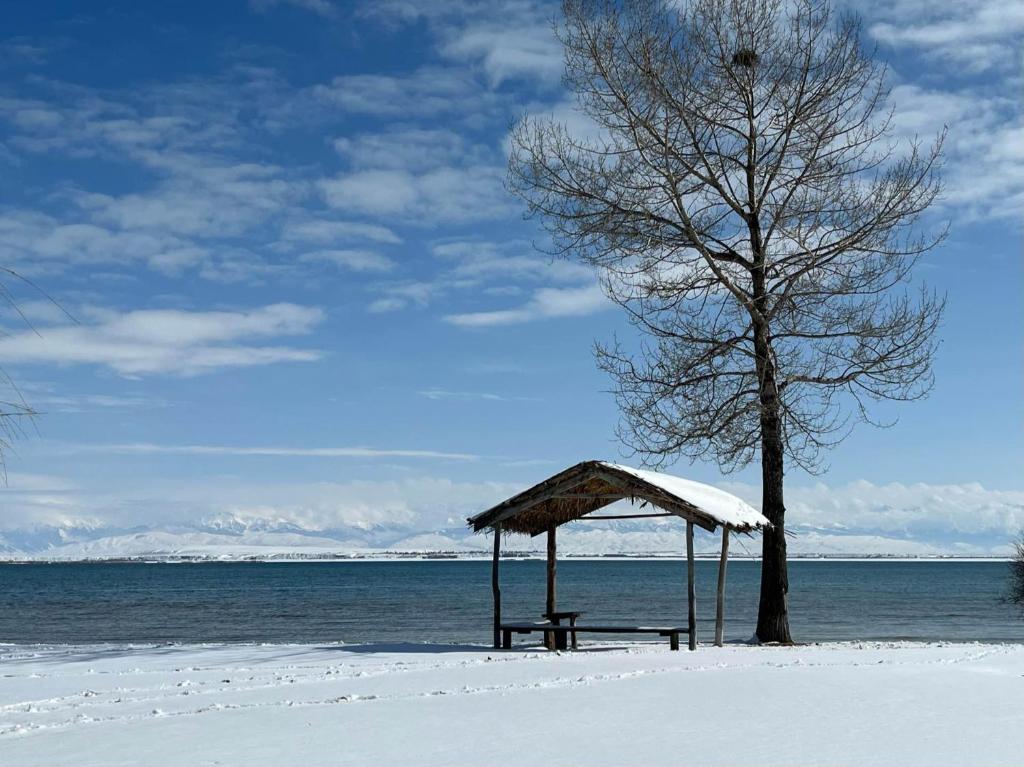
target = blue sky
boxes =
[0,0,1021,556]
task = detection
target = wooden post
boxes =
[686,520,697,651]
[492,523,501,649]
[715,528,729,647]
[545,526,557,650]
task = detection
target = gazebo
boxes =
[467,460,769,651]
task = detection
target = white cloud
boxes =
[279,218,402,245]
[419,389,530,402]
[0,299,71,326]
[866,0,1024,73]
[322,124,515,226]
[14,383,171,413]
[367,297,406,313]
[884,83,1024,221]
[0,471,1021,557]
[0,473,517,544]
[434,240,593,283]
[773,480,1024,539]
[440,21,563,86]
[856,1,1024,219]
[333,128,488,171]
[367,240,598,317]
[445,283,610,327]
[70,161,305,239]
[298,249,395,272]
[62,442,479,461]
[0,210,200,275]
[359,0,563,86]
[0,213,292,286]
[320,169,420,215]
[0,303,324,376]
[0,73,330,284]
[310,68,492,117]
[367,281,438,313]
[319,165,513,223]
[0,75,269,167]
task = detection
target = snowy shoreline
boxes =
[1,555,1013,564]
[3,640,1022,766]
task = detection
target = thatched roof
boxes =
[467,461,768,536]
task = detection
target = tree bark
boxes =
[749,200,793,644]
[753,326,793,643]
[686,520,697,651]
[756,425,792,642]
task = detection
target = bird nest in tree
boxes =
[732,48,758,67]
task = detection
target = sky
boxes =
[0,0,1021,558]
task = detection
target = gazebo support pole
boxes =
[545,526,557,650]
[715,528,729,647]
[686,520,697,651]
[492,523,501,649]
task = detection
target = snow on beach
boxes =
[2,641,1022,766]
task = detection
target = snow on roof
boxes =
[468,460,769,535]
[599,462,769,532]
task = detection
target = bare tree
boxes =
[0,267,41,477]
[1011,535,1024,608]
[0,377,34,472]
[508,0,944,642]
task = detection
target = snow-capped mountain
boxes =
[0,516,1012,560]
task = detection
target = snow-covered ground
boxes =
[2,641,1021,766]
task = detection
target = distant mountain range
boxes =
[0,517,1012,561]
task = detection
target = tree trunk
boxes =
[753,327,793,644]
[756,428,792,642]
[748,173,794,644]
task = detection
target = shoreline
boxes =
[3,636,1023,649]
[0,555,1013,564]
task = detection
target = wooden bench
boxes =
[542,611,581,650]
[501,623,690,651]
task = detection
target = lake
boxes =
[2,560,1021,644]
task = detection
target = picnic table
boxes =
[501,611,689,651]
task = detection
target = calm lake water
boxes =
[1,560,1021,645]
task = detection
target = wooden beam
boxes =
[715,528,729,647]
[552,494,641,500]
[545,526,557,650]
[649,498,718,533]
[576,512,676,520]
[492,523,501,649]
[686,520,697,651]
